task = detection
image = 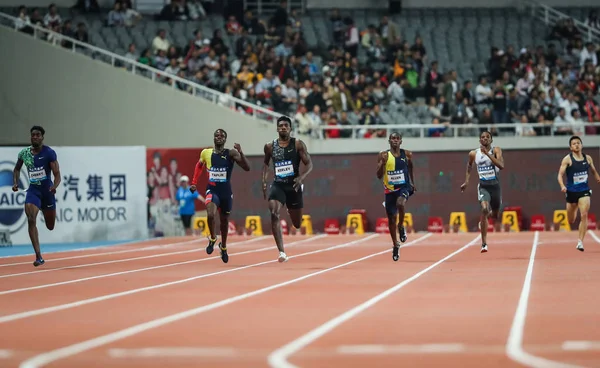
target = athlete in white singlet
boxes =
[461,131,505,253]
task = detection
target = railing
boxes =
[316,122,600,138]
[243,0,305,15]
[0,11,284,125]
[526,0,600,43]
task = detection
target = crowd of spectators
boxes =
[9,0,600,138]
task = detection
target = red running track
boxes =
[0,231,598,368]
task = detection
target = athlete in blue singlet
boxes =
[376,132,416,262]
[190,129,250,263]
[557,136,600,251]
[12,126,61,267]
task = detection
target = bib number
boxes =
[275,161,294,178]
[478,165,496,181]
[29,167,46,183]
[387,171,405,185]
[209,169,227,182]
[574,172,588,184]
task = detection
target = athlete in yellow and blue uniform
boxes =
[190,129,250,263]
[376,132,415,262]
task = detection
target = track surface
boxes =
[0,230,599,368]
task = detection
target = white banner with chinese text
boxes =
[0,146,147,245]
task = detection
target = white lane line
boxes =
[0,237,207,266]
[506,231,584,368]
[0,235,325,296]
[588,230,600,244]
[0,234,335,323]
[337,343,466,355]
[17,233,432,368]
[0,349,13,358]
[266,234,481,368]
[107,347,237,358]
[0,237,268,279]
[562,341,600,351]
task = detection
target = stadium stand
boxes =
[1,0,599,139]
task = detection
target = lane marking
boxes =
[0,235,325,296]
[0,237,268,279]
[337,343,466,354]
[506,231,584,368]
[17,233,432,368]
[588,230,600,244]
[0,349,12,358]
[108,347,237,358]
[0,234,362,323]
[267,234,481,368]
[0,238,166,259]
[0,238,206,267]
[562,341,600,351]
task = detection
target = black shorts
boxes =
[477,183,502,212]
[181,214,193,229]
[384,186,414,216]
[268,182,303,209]
[566,190,591,204]
[205,186,233,215]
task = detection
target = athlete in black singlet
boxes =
[262,116,313,263]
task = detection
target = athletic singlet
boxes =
[18,145,57,188]
[382,149,410,194]
[200,148,234,191]
[566,153,590,193]
[272,137,300,185]
[475,146,500,187]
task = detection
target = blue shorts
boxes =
[26,185,56,211]
[205,186,233,215]
[384,186,413,216]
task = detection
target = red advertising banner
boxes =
[147,147,600,235]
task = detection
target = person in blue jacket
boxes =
[175,175,205,236]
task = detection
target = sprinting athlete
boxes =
[190,129,250,263]
[262,116,313,263]
[557,135,600,252]
[377,132,416,262]
[12,126,61,267]
[460,130,505,253]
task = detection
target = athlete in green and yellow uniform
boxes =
[376,132,416,262]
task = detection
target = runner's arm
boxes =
[297,139,313,180]
[50,160,61,191]
[557,155,570,190]
[12,159,23,189]
[488,146,504,170]
[462,150,476,186]
[230,147,250,171]
[586,155,600,184]
[262,143,272,186]
[376,151,387,179]
[406,150,415,187]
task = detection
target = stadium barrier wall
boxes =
[0,146,148,245]
[147,147,600,235]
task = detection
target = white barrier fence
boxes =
[0,146,147,245]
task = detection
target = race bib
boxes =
[574,172,588,184]
[209,168,227,182]
[275,161,294,178]
[387,170,406,185]
[478,165,496,181]
[179,199,186,208]
[29,167,46,183]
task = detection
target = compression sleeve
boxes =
[191,161,203,185]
